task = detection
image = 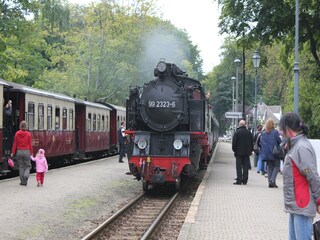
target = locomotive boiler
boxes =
[126,61,219,191]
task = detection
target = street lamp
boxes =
[294,0,299,114]
[234,59,241,112]
[252,50,261,136]
[231,76,236,133]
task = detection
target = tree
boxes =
[217,0,320,67]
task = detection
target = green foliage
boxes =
[0,0,203,108]
[218,0,320,66]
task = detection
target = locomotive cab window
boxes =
[28,102,35,130]
[47,105,52,130]
[62,108,67,130]
[55,107,60,130]
[38,104,44,130]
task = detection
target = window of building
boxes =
[28,102,35,130]
[38,104,44,130]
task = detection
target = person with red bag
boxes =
[11,120,33,186]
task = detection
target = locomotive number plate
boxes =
[148,100,176,108]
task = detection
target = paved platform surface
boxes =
[178,141,320,240]
[0,156,140,240]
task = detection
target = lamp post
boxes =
[252,50,261,136]
[294,0,299,114]
[231,76,236,134]
[234,59,241,112]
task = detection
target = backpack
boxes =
[253,132,261,154]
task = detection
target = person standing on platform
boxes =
[232,120,253,185]
[260,118,281,188]
[31,148,48,187]
[253,124,263,168]
[280,112,320,240]
[118,121,127,163]
[11,120,33,186]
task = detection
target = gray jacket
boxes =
[283,134,320,217]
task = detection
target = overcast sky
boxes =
[157,0,223,73]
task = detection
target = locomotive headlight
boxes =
[137,138,148,149]
[157,61,167,73]
[173,139,183,150]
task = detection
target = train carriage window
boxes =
[28,102,35,130]
[102,115,105,131]
[87,113,92,131]
[62,108,67,130]
[69,109,74,131]
[106,115,109,131]
[97,114,101,131]
[93,113,96,131]
[47,105,52,130]
[38,104,44,130]
[55,107,60,130]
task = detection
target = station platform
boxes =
[178,141,320,240]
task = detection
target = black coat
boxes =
[232,126,253,156]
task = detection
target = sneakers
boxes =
[37,182,40,187]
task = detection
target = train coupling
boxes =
[151,167,166,184]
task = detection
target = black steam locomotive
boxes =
[126,61,219,191]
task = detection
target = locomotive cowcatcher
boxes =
[126,61,218,191]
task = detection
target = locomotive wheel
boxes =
[175,176,181,192]
[142,180,149,192]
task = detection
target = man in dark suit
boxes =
[232,120,253,185]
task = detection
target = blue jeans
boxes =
[288,213,313,240]
[257,154,266,173]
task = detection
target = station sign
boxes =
[225,112,242,118]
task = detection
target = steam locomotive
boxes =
[126,61,219,191]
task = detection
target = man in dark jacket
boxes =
[232,120,253,185]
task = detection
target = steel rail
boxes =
[140,192,179,240]
[81,192,145,240]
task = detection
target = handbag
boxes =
[8,158,14,168]
[313,220,320,240]
[272,144,285,159]
[253,133,261,154]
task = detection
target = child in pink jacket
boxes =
[31,149,48,187]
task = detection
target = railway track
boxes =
[82,192,179,240]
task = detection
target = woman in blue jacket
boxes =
[260,118,281,188]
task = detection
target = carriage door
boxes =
[75,104,86,159]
